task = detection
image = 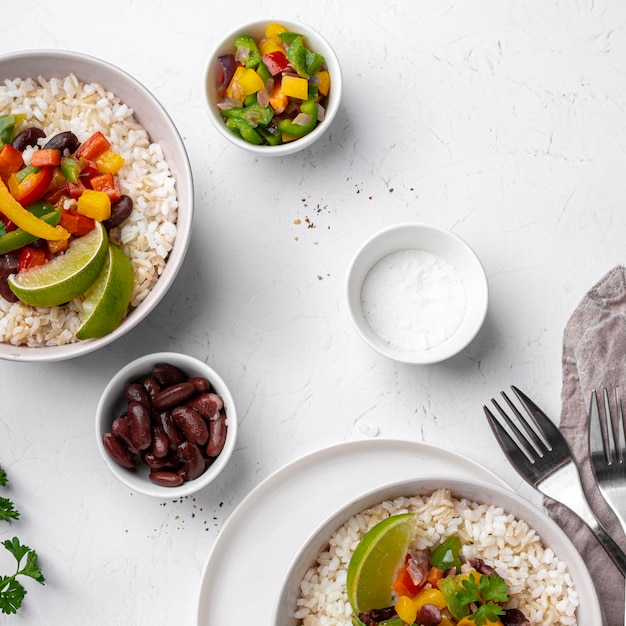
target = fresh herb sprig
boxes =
[0,466,45,615]
[457,573,509,626]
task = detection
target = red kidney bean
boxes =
[206,413,227,457]
[150,425,170,458]
[12,127,45,151]
[124,382,151,407]
[102,433,135,469]
[187,393,223,421]
[151,363,186,387]
[143,451,180,471]
[158,410,185,450]
[171,406,209,446]
[152,381,196,410]
[43,130,80,154]
[103,194,133,229]
[111,415,139,456]
[149,470,184,487]
[190,376,211,393]
[177,441,205,481]
[127,400,152,450]
[142,376,161,400]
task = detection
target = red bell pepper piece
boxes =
[0,144,24,182]
[59,208,95,236]
[89,172,121,203]
[8,166,54,207]
[75,131,110,161]
[262,51,291,76]
[66,179,88,200]
[18,246,50,272]
[391,555,424,599]
[31,148,62,168]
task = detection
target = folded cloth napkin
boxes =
[545,265,626,626]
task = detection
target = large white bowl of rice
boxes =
[0,50,193,361]
[273,476,602,626]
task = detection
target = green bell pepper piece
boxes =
[258,127,282,146]
[437,576,470,621]
[0,114,17,149]
[285,35,325,79]
[234,35,262,68]
[256,60,272,84]
[0,201,61,255]
[225,117,263,145]
[221,103,274,128]
[60,157,80,183]
[277,97,318,137]
[431,536,463,572]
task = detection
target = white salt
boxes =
[360,249,467,351]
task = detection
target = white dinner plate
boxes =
[196,438,507,625]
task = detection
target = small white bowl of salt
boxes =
[345,222,488,364]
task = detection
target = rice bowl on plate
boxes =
[0,50,193,361]
[274,477,601,626]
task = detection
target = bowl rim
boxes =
[272,474,602,626]
[345,221,489,364]
[0,49,194,362]
[203,18,342,157]
[95,351,236,498]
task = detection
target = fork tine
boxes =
[616,388,626,463]
[483,404,535,466]
[589,389,608,464]
[603,388,618,465]
[511,385,565,451]
[499,389,547,455]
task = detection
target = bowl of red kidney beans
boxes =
[96,351,237,498]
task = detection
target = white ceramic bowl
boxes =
[273,476,602,626]
[96,352,237,498]
[204,19,342,156]
[345,222,488,364]
[0,50,193,362]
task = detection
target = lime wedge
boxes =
[8,222,108,307]
[76,243,134,340]
[347,513,415,616]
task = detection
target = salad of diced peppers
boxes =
[215,22,331,146]
[355,536,530,626]
[0,114,133,302]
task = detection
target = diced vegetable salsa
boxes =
[215,22,331,146]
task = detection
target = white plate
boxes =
[196,438,507,625]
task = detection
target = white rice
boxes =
[0,73,178,346]
[295,488,579,626]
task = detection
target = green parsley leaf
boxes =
[457,572,510,626]
[0,468,7,487]
[0,575,26,615]
[0,538,45,614]
[0,497,19,522]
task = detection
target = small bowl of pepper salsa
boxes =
[204,19,342,156]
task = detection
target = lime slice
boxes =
[8,222,108,307]
[347,513,415,616]
[76,243,134,340]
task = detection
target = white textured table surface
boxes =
[0,0,624,623]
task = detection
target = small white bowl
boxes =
[0,50,193,362]
[273,476,602,626]
[345,222,488,364]
[204,19,342,156]
[96,352,237,498]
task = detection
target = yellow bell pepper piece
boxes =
[0,178,69,241]
[77,189,111,222]
[95,150,125,175]
[414,587,447,611]
[458,618,503,626]
[226,66,246,100]
[395,596,418,625]
[260,37,284,56]
[265,23,287,38]
[281,75,308,100]
[315,70,331,96]
[239,68,265,95]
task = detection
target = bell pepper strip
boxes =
[226,65,247,101]
[277,95,318,137]
[66,179,88,200]
[60,157,81,183]
[394,595,418,625]
[238,68,265,95]
[8,165,54,207]
[234,35,262,68]
[259,37,284,56]
[0,115,17,148]
[225,117,263,145]
[0,201,61,255]
[90,173,121,203]
[262,50,291,76]
[258,126,281,146]
[77,189,111,221]
[59,208,95,236]
[0,177,69,241]
[31,148,62,168]
[221,102,274,128]
[315,69,331,96]
[0,144,24,182]
[94,150,125,175]
[437,576,470,621]
[431,536,463,573]
[281,74,309,100]
[18,246,50,272]
[75,131,110,161]
[283,34,325,78]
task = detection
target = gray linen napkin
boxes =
[544,265,626,625]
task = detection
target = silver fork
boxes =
[589,388,626,533]
[484,385,626,575]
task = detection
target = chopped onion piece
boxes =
[317,103,326,122]
[293,113,312,126]
[217,98,242,111]
[235,45,250,65]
